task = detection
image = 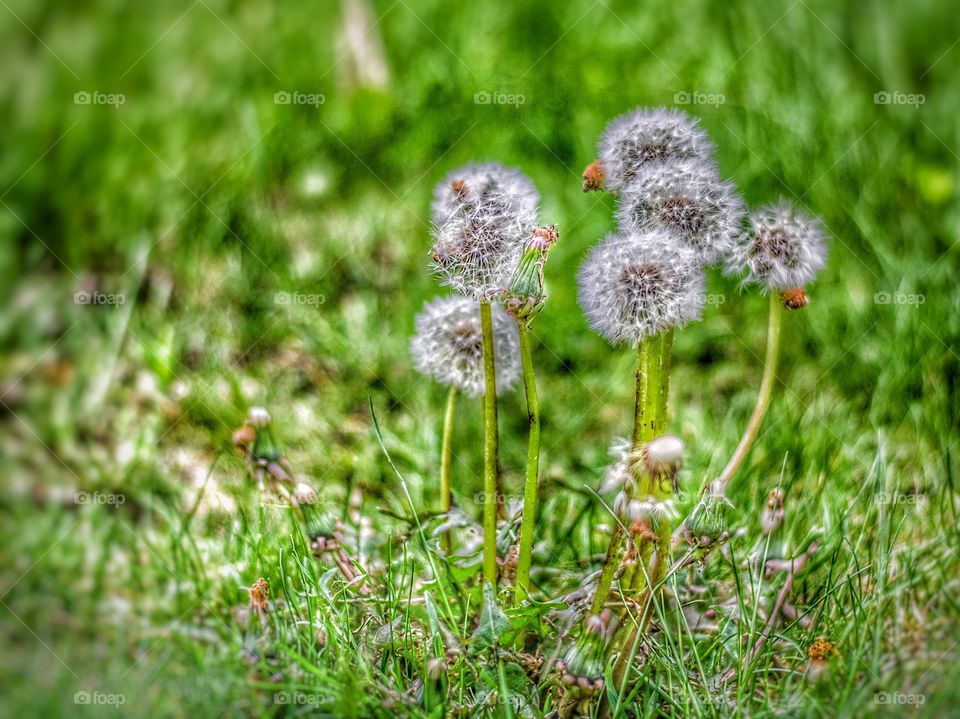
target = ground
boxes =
[1,0,958,717]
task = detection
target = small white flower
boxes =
[726,200,828,290]
[430,163,540,300]
[577,230,706,346]
[598,107,715,193]
[615,159,744,265]
[410,296,521,396]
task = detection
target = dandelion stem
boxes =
[715,293,782,495]
[440,384,457,554]
[589,336,653,615]
[515,323,540,605]
[480,301,500,585]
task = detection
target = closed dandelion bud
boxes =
[430,163,540,300]
[616,159,745,265]
[562,612,610,686]
[410,296,521,397]
[687,483,734,543]
[726,200,828,291]
[501,225,558,324]
[577,231,705,346]
[247,407,281,462]
[597,107,715,193]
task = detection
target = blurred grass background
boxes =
[1,0,958,716]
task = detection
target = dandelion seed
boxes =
[410,296,521,396]
[615,159,744,264]
[430,163,540,299]
[595,107,715,193]
[577,231,705,346]
[726,200,828,290]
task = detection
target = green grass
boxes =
[1,0,958,716]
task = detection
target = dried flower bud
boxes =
[426,657,446,681]
[248,577,270,614]
[780,288,809,310]
[500,225,558,324]
[582,159,605,192]
[686,483,734,544]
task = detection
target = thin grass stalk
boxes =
[480,301,499,585]
[514,324,541,605]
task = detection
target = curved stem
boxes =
[715,293,783,495]
[440,384,457,554]
[479,302,500,585]
[514,324,541,605]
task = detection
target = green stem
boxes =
[716,293,782,495]
[479,302,499,585]
[514,324,541,605]
[589,337,652,615]
[440,384,457,554]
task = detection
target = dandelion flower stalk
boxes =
[499,225,557,605]
[439,384,457,553]
[714,292,782,494]
[480,301,500,585]
[717,200,827,495]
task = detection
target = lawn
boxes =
[1,0,958,717]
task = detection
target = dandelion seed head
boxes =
[598,107,715,193]
[615,159,744,265]
[577,231,706,346]
[727,200,828,290]
[642,434,685,477]
[430,163,540,299]
[410,296,520,396]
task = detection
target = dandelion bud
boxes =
[780,288,809,310]
[686,484,734,544]
[500,225,558,325]
[430,163,540,299]
[597,107,715,193]
[616,159,744,265]
[411,296,521,397]
[582,159,605,192]
[577,230,705,346]
[726,200,828,291]
[247,408,281,463]
[562,614,609,686]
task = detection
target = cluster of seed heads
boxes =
[430,163,540,300]
[410,295,520,396]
